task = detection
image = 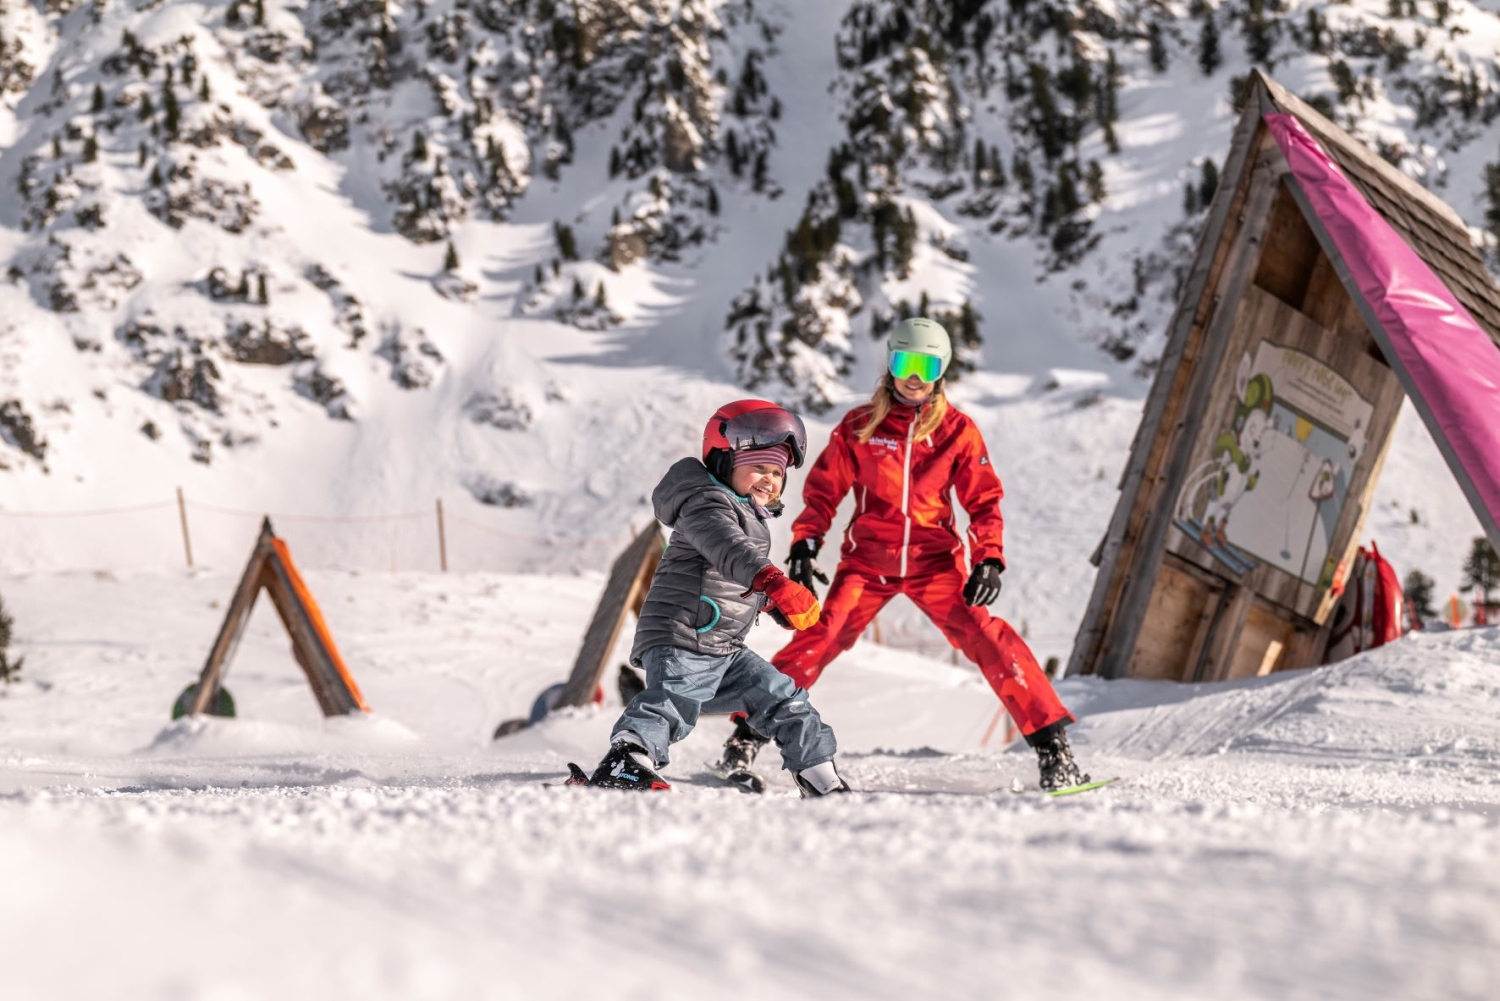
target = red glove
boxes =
[746,565,821,630]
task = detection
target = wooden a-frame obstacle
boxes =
[183,518,369,718]
[493,522,664,737]
[1068,71,1500,684]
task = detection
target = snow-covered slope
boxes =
[1,568,1497,999]
[0,1,1492,637]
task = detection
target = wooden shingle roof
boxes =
[1256,72,1500,352]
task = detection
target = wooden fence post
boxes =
[435,498,448,573]
[176,486,194,568]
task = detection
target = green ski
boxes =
[1044,777,1119,797]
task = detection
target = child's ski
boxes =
[708,760,767,794]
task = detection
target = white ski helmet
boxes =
[887,317,953,381]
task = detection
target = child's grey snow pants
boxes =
[615,644,837,772]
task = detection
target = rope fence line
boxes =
[0,500,177,518]
[0,488,638,570]
[185,499,431,524]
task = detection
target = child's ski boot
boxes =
[794,760,851,798]
[1030,723,1090,792]
[567,739,671,791]
[712,718,771,793]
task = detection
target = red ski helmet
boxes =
[702,399,807,483]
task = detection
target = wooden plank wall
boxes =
[1124,176,1405,683]
[1087,132,1288,680]
[1065,82,1273,679]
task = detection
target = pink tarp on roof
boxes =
[1266,112,1500,550]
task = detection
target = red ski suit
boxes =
[772,398,1074,738]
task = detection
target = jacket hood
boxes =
[653,457,768,526]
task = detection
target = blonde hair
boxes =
[856,374,947,443]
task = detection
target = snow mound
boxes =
[144,711,419,757]
[1072,628,1500,765]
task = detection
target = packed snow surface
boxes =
[1,569,1497,1000]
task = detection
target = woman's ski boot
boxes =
[1029,722,1090,792]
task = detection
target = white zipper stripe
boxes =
[900,418,916,577]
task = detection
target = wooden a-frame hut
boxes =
[1068,70,1500,683]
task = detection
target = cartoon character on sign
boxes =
[1200,372,1273,550]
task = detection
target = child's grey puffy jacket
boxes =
[630,458,775,665]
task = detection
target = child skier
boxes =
[568,399,850,797]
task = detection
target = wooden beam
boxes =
[1192,576,1257,683]
[1092,141,1287,680]
[188,524,271,715]
[1254,70,1470,233]
[1066,83,1272,677]
[558,524,665,709]
[261,553,365,716]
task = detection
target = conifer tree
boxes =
[412,130,428,162]
[1085,160,1106,203]
[1306,9,1326,54]
[554,222,578,262]
[150,162,164,187]
[91,83,105,113]
[254,0,266,26]
[1198,158,1220,207]
[594,282,607,309]
[199,75,210,102]
[1462,537,1500,609]
[572,276,585,303]
[1012,152,1034,193]
[139,92,154,120]
[533,264,544,285]
[707,184,720,216]
[1148,23,1168,73]
[138,141,147,167]
[83,135,99,163]
[0,589,22,686]
[52,136,62,159]
[163,82,180,138]
[444,241,460,272]
[959,300,979,348]
[1403,569,1436,622]
[257,273,268,304]
[1198,16,1221,76]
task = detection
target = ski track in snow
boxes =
[1,570,1497,1000]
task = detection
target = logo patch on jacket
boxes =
[868,435,901,452]
[979,455,989,465]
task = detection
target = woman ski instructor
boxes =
[715,317,1091,791]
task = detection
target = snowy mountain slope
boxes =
[1,568,1498,999]
[0,0,1491,619]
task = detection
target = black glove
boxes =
[963,559,1004,607]
[765,605,794,630]
[787,538,830,598]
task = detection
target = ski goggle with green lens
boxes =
[889,350,944,384]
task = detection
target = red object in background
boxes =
[1327,542,1406,662]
